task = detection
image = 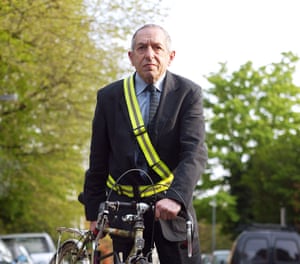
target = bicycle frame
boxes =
[95,201,152,263]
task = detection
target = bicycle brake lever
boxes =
[186,220,193,258]
[178,209,193,257]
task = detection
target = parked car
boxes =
[202,253,212,264]
[0,239,13,264]
[0,233,55,264]
[212,249,230,264]
[228,223,300,263]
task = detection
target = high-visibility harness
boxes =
[106,75,174,197]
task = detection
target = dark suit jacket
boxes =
[84,71,207,240]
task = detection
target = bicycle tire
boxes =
[50,240,89,264]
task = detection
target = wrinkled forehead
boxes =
[134,27,167,47]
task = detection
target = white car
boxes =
[0,233,56,264]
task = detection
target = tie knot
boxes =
[147,84,156,93]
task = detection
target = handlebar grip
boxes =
[177,209,188,219]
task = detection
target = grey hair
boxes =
[130,24,172,51]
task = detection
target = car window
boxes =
[4,237,51,254]
[243,238,269,264]
[0,239,13,262]
[274,238,300,263]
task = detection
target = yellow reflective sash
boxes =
[106,174,173,198]
[106,75,174,197]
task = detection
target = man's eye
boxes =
[154,46,163,51]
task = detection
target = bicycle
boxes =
[50,201,152,263]
[51,170,194,264]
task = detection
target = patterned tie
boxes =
[147,84,160,134]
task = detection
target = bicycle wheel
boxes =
[132,258,149,264]
[50,240,89,264]
[126,256,150,264]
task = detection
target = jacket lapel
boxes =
[152,71,178,140]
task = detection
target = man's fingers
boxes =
[155,198,181,220]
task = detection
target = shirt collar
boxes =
[135,72,166,95]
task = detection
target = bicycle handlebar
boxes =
[96,200,193,258]
[104,201,151,215]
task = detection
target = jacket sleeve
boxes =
[84,89,109,221]
[166,82,207,209]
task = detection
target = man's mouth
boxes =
[144,64,156,69]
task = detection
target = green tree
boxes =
[0,0,168,235]
[244,132,300,228]
[194,191,238,250]
[203,52,300,233]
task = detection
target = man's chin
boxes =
[140,71,156,83]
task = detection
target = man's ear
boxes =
[168,50,176,66]
[128,51,134,66]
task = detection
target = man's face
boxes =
[128,27,175,84]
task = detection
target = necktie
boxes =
[147,84,160,133]
[136,84,160,181]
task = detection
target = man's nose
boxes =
[144,46,155,58]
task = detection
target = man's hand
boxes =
[155,198,181,220]
[90,221,98,233]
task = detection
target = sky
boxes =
[158,0,300,87]
[155,0,300,181]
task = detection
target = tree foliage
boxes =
[0,0,167,236]
[203,52,300,233]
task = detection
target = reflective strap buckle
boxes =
[133,125,147,136]
[149,161,159,169]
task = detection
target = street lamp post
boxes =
[209,198,217,253]
[0,94,18,102]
